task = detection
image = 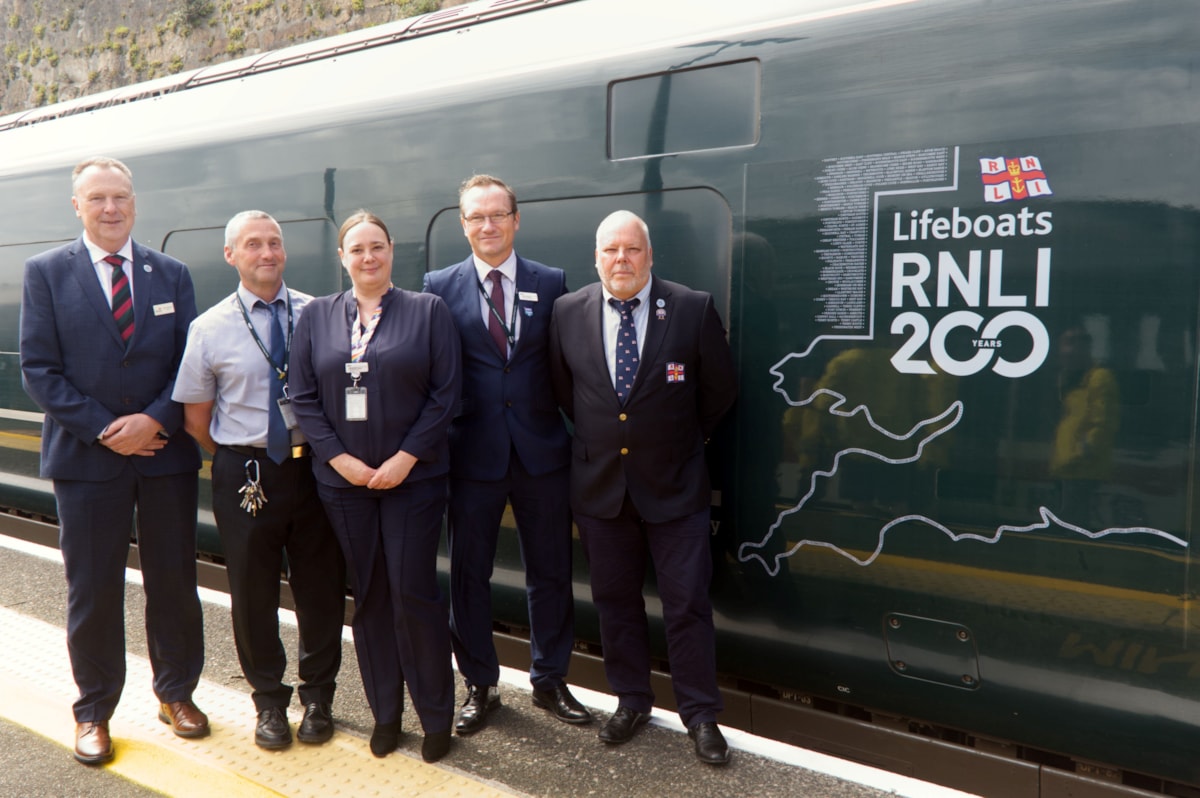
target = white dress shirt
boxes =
[473,251,521,354]
[600,280,652,387]
[82,234,134,307]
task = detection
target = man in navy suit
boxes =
[548,210,737,765]
[424,175,592,735]
[19,156,207,766]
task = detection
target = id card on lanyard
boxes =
[235,293,297,429]
[345,302,381,421]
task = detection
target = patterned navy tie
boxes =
[104,254,134,343]
[263,300,289,464]
[610,297,640,404]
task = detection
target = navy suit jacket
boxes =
[548,276,737,523]
[19,236,201,481]
[423,254,569,481]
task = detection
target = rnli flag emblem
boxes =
[980,156,1052,203]
[666,362,685,383]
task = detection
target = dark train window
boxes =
[162,218,342,310]
[608,59,759,161]
[0,241,73,352]
[1,240,76,414]
[426,189,732,315]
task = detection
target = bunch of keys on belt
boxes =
[238,458,268,516]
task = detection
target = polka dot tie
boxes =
[609,297,640,404]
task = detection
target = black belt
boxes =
[222,443,311,460]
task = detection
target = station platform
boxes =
[0,533,979,798]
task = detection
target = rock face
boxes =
[1,0,453,116]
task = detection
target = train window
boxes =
[425,189,732,314]
[608,59,760,161]
[1,241,73,350]
[162,218,342,310]
[1,241,76,414]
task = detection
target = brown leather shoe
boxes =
[74,721,113,765]
[158,700,210,738]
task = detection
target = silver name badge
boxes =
[277,397,298,430]
[345,386,368,421]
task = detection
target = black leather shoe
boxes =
[297,702,333,744]
[369,721,401,757]
[255,706,292,749]
[422,729,451,762]
[454,685,500,735]
[598,706,651,744]
[688,721,730,765]
[531,684,593,725]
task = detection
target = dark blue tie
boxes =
[610,297,640,404]
[265,300,289,464]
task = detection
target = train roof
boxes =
[0,0,580,133]
[0,0,910,176]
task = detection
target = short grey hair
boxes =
[225,210,280,249]
[71,156,133,194]
[595,210,651,249]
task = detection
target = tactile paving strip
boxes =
[0,606,519,797]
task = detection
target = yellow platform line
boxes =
[0,429,42,453]
[0,606,518,797]
[4,674,277,798]
[0,430,214,482]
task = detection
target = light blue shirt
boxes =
[173,282,312,447]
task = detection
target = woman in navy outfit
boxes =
[290,210,461,762]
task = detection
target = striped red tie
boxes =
[104,254,134,343]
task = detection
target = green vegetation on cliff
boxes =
[0,0,446,115]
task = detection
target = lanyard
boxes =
[235,293,292,380]
[351,302,383,363]
[477,277,518,348]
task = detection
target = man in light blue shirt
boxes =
[173,210,345,750]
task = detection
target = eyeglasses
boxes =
[462,211,515,227]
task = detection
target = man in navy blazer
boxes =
[424,175,592,735]
[19,156,206,766]
[548,211,737,764]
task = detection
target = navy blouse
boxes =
[290,287,462,489]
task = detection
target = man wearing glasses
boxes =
[424,175,592,737]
